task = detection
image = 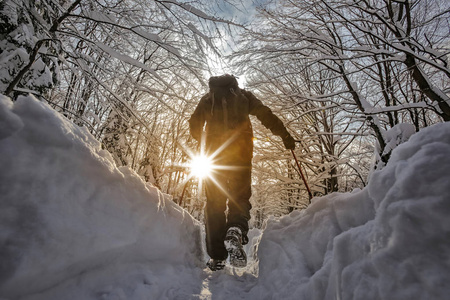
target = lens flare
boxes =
[190,154,213,179]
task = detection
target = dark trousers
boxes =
[204,165,252,260]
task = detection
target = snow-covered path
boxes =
[12,246,260,299]
[1,94,450,300]
[26,234,263,300]
[200,269,257,299]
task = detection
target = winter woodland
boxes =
[1,0,449,225]
[1,1,450,299]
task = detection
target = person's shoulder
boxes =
[239,89,254,98]
[240,89,251,95]
[240,89,262,103]
[199,92,212,103]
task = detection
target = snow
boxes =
[0,95,203,299]
[1,94,450,299]
[380,123,416,158]
[94,41,155,73]
[0,95,23,139]
[84,11,117,24]
[372,123,416,172]
[253,121,450,299]
[132,29,162,43]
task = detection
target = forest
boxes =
[1,0,449,227]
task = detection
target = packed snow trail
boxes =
[1,94,450,299]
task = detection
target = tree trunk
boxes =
[404,55,450,121]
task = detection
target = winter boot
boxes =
[224,227,247,268]
[206,259,226,271]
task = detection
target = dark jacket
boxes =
[189,88,292,165]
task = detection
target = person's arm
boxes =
[189,95,208,142]
[244,90,296,150]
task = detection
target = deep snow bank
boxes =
[252,122,450,299]
[0,95,203,298]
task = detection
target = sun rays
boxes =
[177,131,243,199]
[189,154,213,179]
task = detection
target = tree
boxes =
[0,0,72,96]
[1,0,249,222]
[230,0,448,217]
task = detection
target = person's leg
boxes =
[204,174,229,260]
[226,165,252,244]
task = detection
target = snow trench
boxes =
[1,94,449,300]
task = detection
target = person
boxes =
[189,74,295,271]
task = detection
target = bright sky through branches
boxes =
[201,0,268,87]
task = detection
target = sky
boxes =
[201,0,271,86]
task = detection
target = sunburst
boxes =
[177,131,242,200]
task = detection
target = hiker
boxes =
[189,74,295,271]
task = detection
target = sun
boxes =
[189,154,213,179]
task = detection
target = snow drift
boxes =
[253,122,450,299]
[1,93,450,300]
[0,95,203,299]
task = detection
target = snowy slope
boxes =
[1,94,450,300]
[0,95,204,299]
[252,122,450,299]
